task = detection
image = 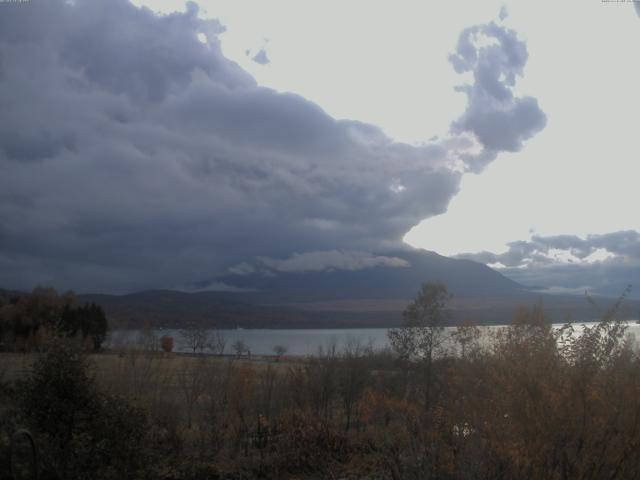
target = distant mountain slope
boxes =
[212,249,525,303]
[76,290,396,329]
[6,249,638,329]
[78,290,306,329]
[4,289,638,331]
[76,289,640,330]
[74,246,531,328]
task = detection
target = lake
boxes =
[108,320,640,356]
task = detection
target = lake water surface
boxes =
[109,321,640,356]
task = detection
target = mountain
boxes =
[5,249,638,329]
[71,249,532,328]
[77,289,422,329]
[78,249,640,328]
[75,289,639,330]
[212,249,525,303]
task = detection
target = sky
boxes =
[1,0,639,296]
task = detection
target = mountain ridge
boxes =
[208,248,526,303]
[3,250,637,329]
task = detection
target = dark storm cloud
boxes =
[0,1,544,293]
[449,21,547,172]
[0,130,75,162]
[456,231,640,297]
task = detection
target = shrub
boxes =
[15,337,151,479]
[160,335,174,353]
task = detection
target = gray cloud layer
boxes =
[256,250,409,274]
[251,49,270,65]
[456,231,640,297]
[457,231,640,267]
[449,21,547,172]
[0,0,544,292]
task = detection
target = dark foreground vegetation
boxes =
[1,284,640,479]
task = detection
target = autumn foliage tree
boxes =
[0,287,108,351]
[388,282,451,409]
[160,335,174,353]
